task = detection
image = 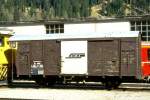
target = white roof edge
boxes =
[141,42,150,46]
[9,31,139,41]
[0,30,14,35]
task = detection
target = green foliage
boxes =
[105,0,124,16]
[0,0,149,21]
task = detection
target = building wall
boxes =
[0,21,130,36]
[0,25,45,35]
[64,21,130,34]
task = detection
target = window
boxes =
[0,37,4,47]
[130,20,150,41]
[45,24,64,34]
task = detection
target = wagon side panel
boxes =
[43,40,61,75]
[30,41,44,75]
[120,38,140,77]
[16,41,31,76]
[88,40,120,76]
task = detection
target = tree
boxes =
[104,0,124,17]
[80,0,90,17]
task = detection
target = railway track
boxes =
[1,81,150,100]
[1,81,150,91]
[51,83,150,91]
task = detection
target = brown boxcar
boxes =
[10,31,141,88]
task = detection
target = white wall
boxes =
[64,23,96,34]
[64,21,130,34]
[96,22,130,32]
[0,21,130,36]
[0,25,45,35]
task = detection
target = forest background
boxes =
[0,0,149,21]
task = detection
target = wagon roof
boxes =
[9,31,139,41]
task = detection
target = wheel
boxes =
[102,78,121,90]
[7,78,13,86]
[35,78,46,86]
[47,78,57,86]
[112,80,121,89]
[102,80,113,90]
[46,80,55,86]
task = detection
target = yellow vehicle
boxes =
[0,30,14,81]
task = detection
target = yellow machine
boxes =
[0,31,13,81]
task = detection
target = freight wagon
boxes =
[9,31,141,88]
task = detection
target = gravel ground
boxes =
[0,87,150,100]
